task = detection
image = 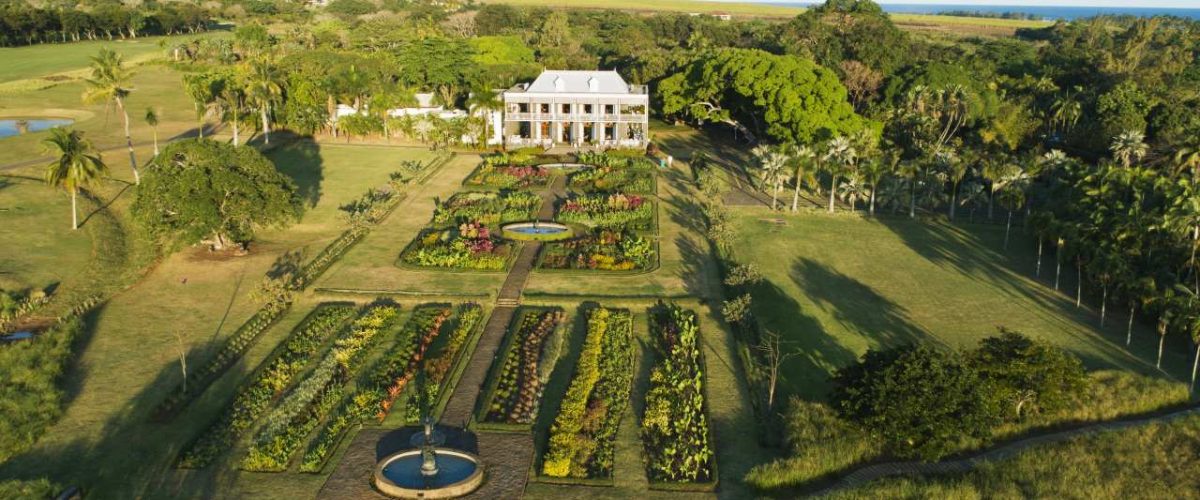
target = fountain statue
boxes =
[373,399,482,498]
[413,417,444,477]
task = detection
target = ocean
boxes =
[769,3,1200,20]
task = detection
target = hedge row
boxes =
[176,304,356,468]
[542,307,633,479]
[642,305,715,484]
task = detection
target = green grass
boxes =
[0,177,93,292]
[727,210,1190,402]
[829,413,1200,499]
[0,33,229,83]
[0,140,448,497]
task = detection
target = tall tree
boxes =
[82,48,138,183]
[789,145,818,213]
[244,57,282,145]
[824,136,857,213]
[144,107,159,156]
[753,145,790,211]
[1110,130,1149,169]
[43,128,108,230]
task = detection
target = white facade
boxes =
[498,70,649,149]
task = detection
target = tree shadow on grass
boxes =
[0,343,250,499]
[267,138,324,210]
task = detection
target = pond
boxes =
[0,118,74,139]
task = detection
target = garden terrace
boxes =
[476,307,568,431]
[399,223,517,271]
[537,229,657,272]
[556,193,654,231]
[463,153,554,189]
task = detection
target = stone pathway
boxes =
[809,405,1200,497]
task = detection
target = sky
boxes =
[739,0,1198,7]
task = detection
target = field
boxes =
[727,211,1189,402]
[0,34,229,84]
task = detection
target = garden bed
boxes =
[537,229,657,273]
[431,191,542,228]
[475,307,568,432]
[398,304,485,424]
[297,303,471,473]
[537,306,634,481]
[398,223,517,271]
[568,164,656,195]
[464,163,552,190]
[641,304,717,491]
[556,193,654,231]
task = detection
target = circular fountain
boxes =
[374,418,483,499]
[500,220,573,242]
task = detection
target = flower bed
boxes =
[642,305,715,487]
[480,308,567,427]
[177,304,356,469]
[404,304,484,421]
[539,229,655,271]
[432,191,541,227]
[541,307,633,480]
[464,164,550,189]
[238,304,402,472]
[569,165,655,194]
[557,193,654,230]
[297,304,457,473]
[401,222,512,270]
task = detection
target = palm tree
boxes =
[957,180,987,223]
[1110,130,1148,169]
[939,151,968,221]
[824,137,857,213]
[82,48,137,184]
[998,183,1026,251]
[370,86,416,143]
[467,87,503,147]
[1048,89,1082,141]
[244,57,283,144]
[1175,142,1200,182]
[898,160,921,218]
[144,107,159,156]
[788,145,817,213]
[43,128,108,230]
[218,81,246,146]
[753,145,789,211]
[859,154,893,216]
[838,172,869,212]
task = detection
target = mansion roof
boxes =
[509,70,645,96]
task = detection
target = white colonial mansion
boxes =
[489,70,649,149]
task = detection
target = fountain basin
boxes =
[374,448,483,499]
[500,221,573,242]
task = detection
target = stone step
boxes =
[496,298,520,307]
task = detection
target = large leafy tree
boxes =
[131,139,301,251]
[659,48,871,145]
[43,128,108,230]
[968,330,1087,420]
[831,345,1000,460]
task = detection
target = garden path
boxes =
[809,405,1200,496]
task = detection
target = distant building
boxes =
[495,70,649,149]
[335,93,467,121]
[711,11,733,21]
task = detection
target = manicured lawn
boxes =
[0,34,229,84]
[0,177,93,292]
[728,209,1190,401]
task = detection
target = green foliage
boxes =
[557,193,653,230]
[432,191,541,227]
[0,478,58,499]
[659,48,870,144]
[968,330,1087,420]
[177,305,355,469]
[744,398,878,490]
[132,139,302,250]
[483,309,566,424]
[642,305,714,483]
[0,313,86,463]
[401,225,510,270]
[540,229,655,271]
[831,345,1002,460]
[542,307,633,479]
[568,163,655,194]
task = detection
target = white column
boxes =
[592,121,601,142]
[491,111,502,145]
[533,121,542,141]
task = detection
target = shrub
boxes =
[743,398,879,490]
[542,307,633,479]
[402,224,510,270]
[642,305,715,483]
[557,193,653,230]
[540,229,655,271]
[968,330,1087,421]
[483,309,566,424]
[0,313,86,463]
[432,191,540,227]
[831,345,1001,460]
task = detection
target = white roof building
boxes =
[496,70,649,149]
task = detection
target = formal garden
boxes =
[3,1,1200,498]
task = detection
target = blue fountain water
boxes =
[381,452,478,489]
[0,119,74,138]
[509,225,567,235]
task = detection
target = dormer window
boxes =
[588,77,598,92]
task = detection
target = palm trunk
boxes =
[1004,210,1013,250]
[909,182,916,218]
[1055,255,1062,291]
[1127,303,1136,346]
[869,189,876,216]
[70,190,78,230]
[1036,239,1043,277]
[116,97,139,184]
[949,183,958,221]
[152,127,159,156]
[231,110,239,146]
[988,189,994,219]
[260,105,271,145]
[772,185,779,211]
[828,176,836,213]
[1190,340,1199,394]
[1100,285,1107,327]
[1157,330,1166,369]
[791,180,801,213]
